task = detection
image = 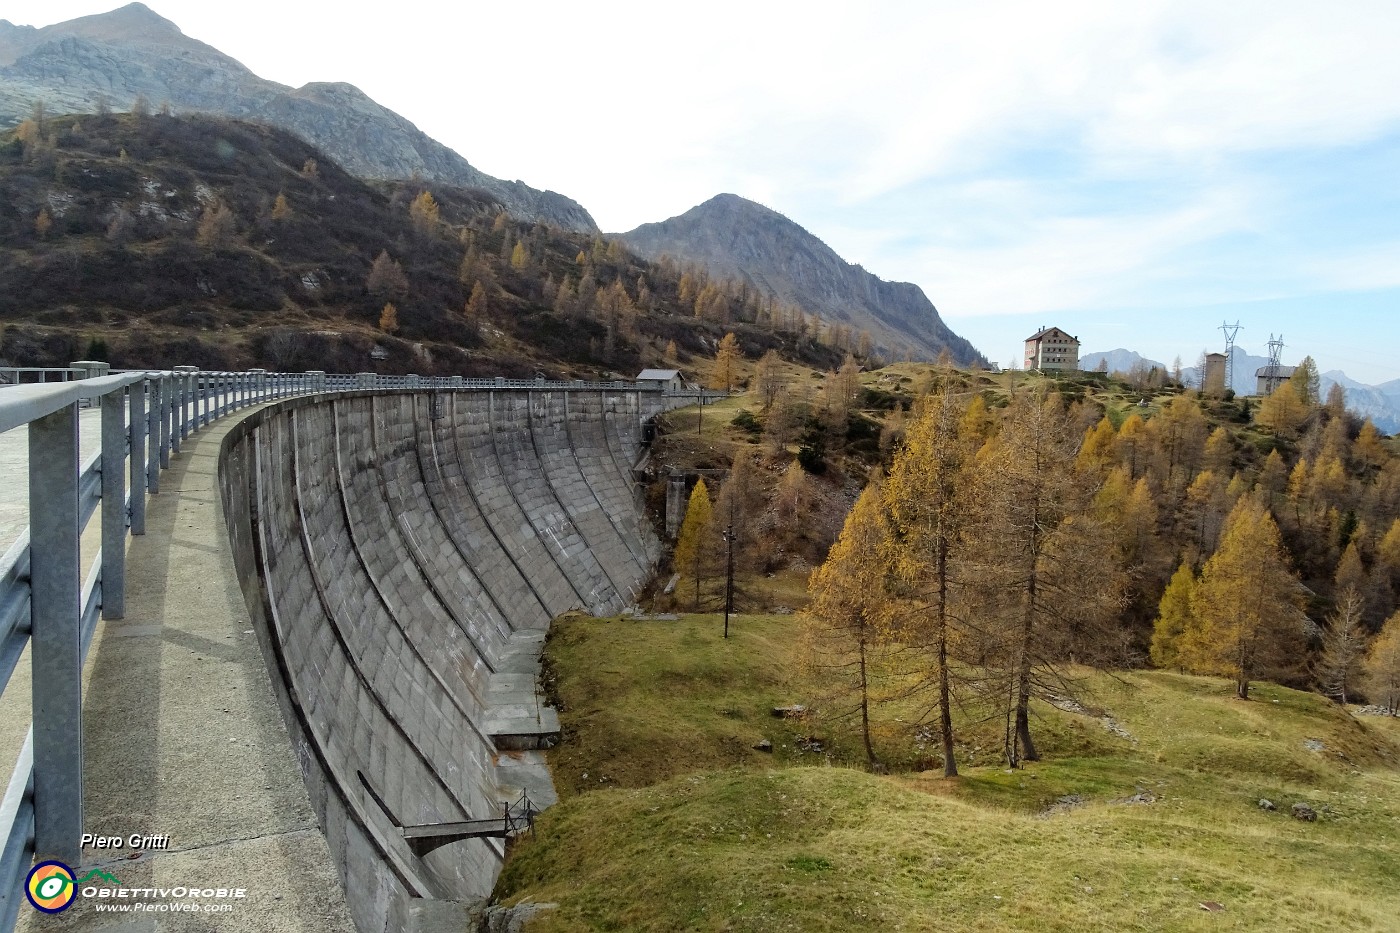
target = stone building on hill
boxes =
[1023,327,1080,372]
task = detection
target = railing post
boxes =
[170,375,183,454]
[177,374,187,443]
[146,378,161,494]
[29,402,82,866]
[101,387,126,620]
[158,376,171,468]
[129,379,147,534]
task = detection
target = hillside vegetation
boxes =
[499,614,1400,931]
[493,361,1400,929]
[0,112,858,376]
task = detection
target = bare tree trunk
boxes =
[936,539,958,777]
[1014,578,1040,764]
[859,636,877,767]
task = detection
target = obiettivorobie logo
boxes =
[25,863,123,914]
[24,862,116,914]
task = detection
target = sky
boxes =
[9,1,1400,383]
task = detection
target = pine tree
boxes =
[674,479,713,610]
[664,339,679,360]
[378,303,399,334]
[1179,499,1309,698]
[270,193,292,221]
[34,208,51,239]
[510,242,529,270]
[806,484,894,767]
[1364,611,1400,714]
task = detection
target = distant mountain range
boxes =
[1079,348,1168,376]
[1,5,984,365]
[1084,347,1400,433]
[619,194,985,365]
[0,3,597,231]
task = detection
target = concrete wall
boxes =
[217,389,667,932]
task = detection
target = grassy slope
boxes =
[500,615,1400,932]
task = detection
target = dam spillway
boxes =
[217,387,666,931]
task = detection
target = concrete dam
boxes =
[216,387,668,931]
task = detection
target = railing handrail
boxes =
[0,373,148,435]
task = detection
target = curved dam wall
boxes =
[216,389,666,932]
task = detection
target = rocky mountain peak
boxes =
[620,194,984,365]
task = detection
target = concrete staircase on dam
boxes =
[218,386,674,932]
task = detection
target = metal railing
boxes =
[0,364,674,928]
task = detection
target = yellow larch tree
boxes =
[270,193,292,221]
[805,484,894,767]
[1179,499,1309,699]
[883,390,975,777]
[1150,561,1197,670]
[1364,611,1400,714]
[673,478,713,610]
[378,302,399,334]
[964,391,1124,765]
[408,191,440,234]
[709,333,741,392]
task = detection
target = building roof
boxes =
[1255,365,1296,379]
[1205,352,1228,360]
[636,368,682,381]
[1024,326,1079,342]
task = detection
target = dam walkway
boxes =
[0,369,697,932]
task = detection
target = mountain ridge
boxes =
[0,3,597,232]
[619,193,984,365]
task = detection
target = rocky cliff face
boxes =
[0,3,597,232]
[620,194,984,365]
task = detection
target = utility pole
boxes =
[722,523,735,639]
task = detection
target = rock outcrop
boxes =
[0,3,597,232]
